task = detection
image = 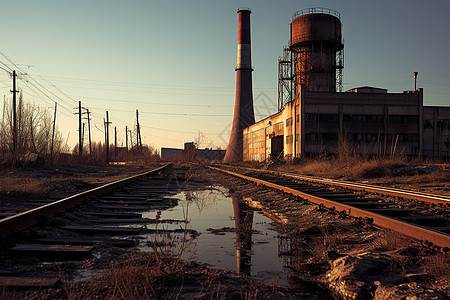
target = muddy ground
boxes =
[0,163,449,299]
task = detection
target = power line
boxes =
[140,124,226,135]
[42,74,277,91]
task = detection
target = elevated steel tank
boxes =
[290,8,344,92]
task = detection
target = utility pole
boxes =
[82,123,85,150]
[129,129,134,150]
[136,109,142,151]
[103,118,107,152]
[105,111,111,162]
[50,102,57,165]
[125,126,128,151]
[77,101,82,156]
[114,126,117,159]
[11,70,19,160]
[82,108,92,155]
[87,109,92,155]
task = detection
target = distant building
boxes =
[346,86,388,94]
[160,148,184,161]
[161,142,225,161]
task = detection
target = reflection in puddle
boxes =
[233,194,253,276]
[141,186,288,287]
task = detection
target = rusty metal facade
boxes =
[290,8,344,92]
[224,8,255,162]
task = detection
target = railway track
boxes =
[0,164,194,288]
[1,163,448,298]
[211,165,450,250]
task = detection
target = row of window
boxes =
[304,133,419,143]
[424,119,450,130]
[305,114,338,122]
[347,133,418,143]
[304,114,419,124]
[305,133,339,142]
[247,141,265,149]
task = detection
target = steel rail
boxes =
[0,164,170,237]
[210,166,450,250]
[225,165,450,206]
[281,173,450,205]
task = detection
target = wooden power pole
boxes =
[105,111,111,162]
[78,101,82,156]
[136,109,142,151]
[11,70,19,160]
[50,102,57,165]
[114,126,117,159]
[125,125,128,151]
[82,108,92,155]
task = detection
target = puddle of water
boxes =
[141,186,289,287]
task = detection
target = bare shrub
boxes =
[308,226,345,263]
[150,207,197,276]
[0,93,66,163]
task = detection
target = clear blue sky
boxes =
[1,0,449,151]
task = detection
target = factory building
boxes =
[242,8,450,161]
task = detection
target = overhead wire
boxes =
[0,52,262,147]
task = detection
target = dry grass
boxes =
[0,176,50,195]
[62,252,294,300]
[280,157,407,181]
[421,252,450,277]
[149,207,197,276]
[0,165,153,199]
[307,225,345,263]
[64,253,165,299]
[371,229,411,252]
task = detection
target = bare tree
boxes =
[0,93,66,163]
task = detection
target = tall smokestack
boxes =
[224,8,255,163]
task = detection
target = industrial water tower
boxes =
[290,8,344,93]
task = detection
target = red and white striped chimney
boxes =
[224,8,255,162]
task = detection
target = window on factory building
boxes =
[347,133,382,142]
[343,114,383,123]
[445,137,450,148]
[296,115,300,123]
[437,119,450,130]
[286,135,293,144]
[273,122,283,132]
[424,120,433,129]
[319,114,338,122]
[286,117,293,127]
[365,133,379,142]
[410,146,419,154]
[305,114,316,121]
[388,115,418,124]
[386,134,418,142]
[306,132,338,142]
[305,133,317,141]
[305,114,338,122]
[295,134,299,142]
[322,133,338,141]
